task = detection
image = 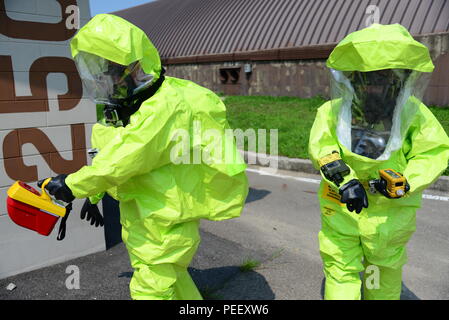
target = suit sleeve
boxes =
[308,101,358,190]
[403,104,449,194]
[66,98,184,199]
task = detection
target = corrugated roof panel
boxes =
[114,0,449,59]
[218,0,251,53]
[300,0,325,45]
[417,0,436,34]
[232,0,268,51]
[383,0,401,25]
[396,0,412,25]
[259,0,292,50]
[197,1,229,54]
[437,1,449,32]
[178,0,220,56]
[240,0,273,51]
[332,0,361,43]
[287,1,317,47]
[140,1,182,45]
[248,0,283,51]
[150,1,192,56]
[308,0,337,45]
[398,0,422,31]
[433,0,449,32]
[196,1,229,54]
[264,1,301,48]
[337,0,366,41]
[351,0,374,35]
[173,1,208,56]
[420,0,446,34]
[277,0,309,48]
[325,0,353,43]
[184,1,218,54]
[228,0,266,52]
[408,0,428,34]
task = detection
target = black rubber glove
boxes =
[38,174,75,203]
[339,179,369,214]
[375,178,410,199]
[80,199,104,227]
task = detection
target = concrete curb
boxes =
[242,151,449,192]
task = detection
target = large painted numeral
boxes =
[2,125,87,181]
[0,55,82,113]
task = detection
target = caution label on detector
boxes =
[322,183,343,206]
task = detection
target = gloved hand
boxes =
[375,178,410,199]
[38,174,75,203]
[80,199,104,227]
[339,179,369,214]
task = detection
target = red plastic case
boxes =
[6,184,60,236]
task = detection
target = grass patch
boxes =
[224,96,449,176]
[428,106,449,176]
[225,95,326,159]
[429,106,449,135]
[239,259,261,272]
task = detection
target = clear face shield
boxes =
[330,68,431,160]
[74,51,154,126]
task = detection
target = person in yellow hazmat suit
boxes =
[308,24,449,300]
[39,14,249,300]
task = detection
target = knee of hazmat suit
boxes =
[308,24,449,300]
[66,14,249,300]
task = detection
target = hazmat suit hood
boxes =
[70,14,162,81]
[70,14,163,126]
[327,24,435,160]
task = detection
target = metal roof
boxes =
[114,0,449,59]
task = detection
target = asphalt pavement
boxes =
[1,166,449,300]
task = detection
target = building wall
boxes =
[166,60,330,99]
[165,33,449,106]
[0,0,106,279]
[420,33,449,105]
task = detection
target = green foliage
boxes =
[224,95,326,159]
[239,259,261,272]
[428,106,449,176]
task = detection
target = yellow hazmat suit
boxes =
[66,14,249,299]
[309,24,449,300]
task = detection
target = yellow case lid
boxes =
[7,180,66,217]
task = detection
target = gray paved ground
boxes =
[1,167,449,300]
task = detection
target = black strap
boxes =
[57,203,72,241]
[119,68,166,126]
